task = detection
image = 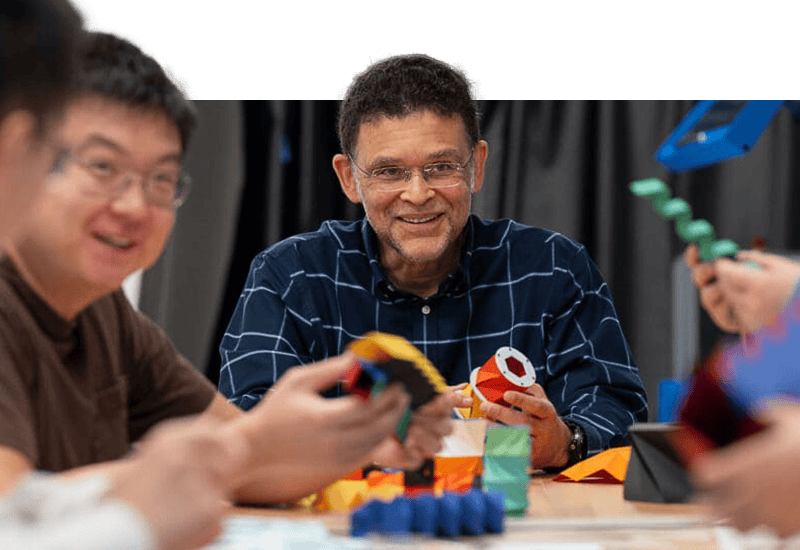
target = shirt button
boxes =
[421,305,431,315]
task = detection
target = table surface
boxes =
[226,473,778,550]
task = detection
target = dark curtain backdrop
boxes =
[141,100,800,421]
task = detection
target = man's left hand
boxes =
[478,384,572,469]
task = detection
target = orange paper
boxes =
[434,456,482,492]
[553,446,631,483]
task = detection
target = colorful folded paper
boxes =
[553,446,631,483]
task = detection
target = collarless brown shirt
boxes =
[0,256,216,472]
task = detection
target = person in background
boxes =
[220,54,648,470]
[686,244,800,537]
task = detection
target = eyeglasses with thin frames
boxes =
[348,149,474,193]
[52,150,191,209]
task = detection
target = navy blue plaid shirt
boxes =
[219,216,648,456]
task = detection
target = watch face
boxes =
[565,421,586,464]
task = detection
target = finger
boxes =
[290,352,358,393]
[734,249,780,267]
[504,391,554,420]
[479,401,530,427]
[685,244,701,268]
[356,388,411,443]
[524,384,547,399]
[334,383,409,430]
[404,424,444,457]
[691,262,717,288]
[714,259,758,293]
[447,383,468,392]
[450,393,472,408]
[418,393,456,418]
[408,410,454,439]
[363,384,410,422]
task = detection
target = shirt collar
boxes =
[360,216,475,301]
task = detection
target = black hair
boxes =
[0,0,83,131]
[78,32,197,152]
[338,54,479,157]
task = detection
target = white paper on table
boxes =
[436,419,489,457]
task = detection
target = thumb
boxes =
[294,352,359,393]
[684,244,701,267]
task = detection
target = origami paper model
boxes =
[435,419,488,492]
[623,424,693,503]
[482,425,531,516]
[629,178,738,262]
[554,446,631,483]
[459,347,536,419]
[343,332,448,440]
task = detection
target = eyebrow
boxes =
[367,148,466,168]
[77,135,183,164]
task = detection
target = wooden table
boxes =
[228,473,758,549]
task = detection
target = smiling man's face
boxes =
[336,110,487,269]
[13,94,181,296]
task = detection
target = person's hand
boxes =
[447,382,473,409]
[686,244,740,333]
[368,392,454,469]
[714,250,800,334]
[478,384,572,469]
[690,401,800,538]
[686,245,800,334]
[107,416,248,550]
[233,353,412,502]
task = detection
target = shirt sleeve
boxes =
[0,473,155,550]
[117,293,217,442]
[543,241,648,456]
[218,249,321,411]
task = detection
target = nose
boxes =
[400,168,434,204]
[110,174,149,217]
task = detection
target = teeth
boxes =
[95,234,134,249]
[402,215,437,224]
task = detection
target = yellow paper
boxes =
[349,332,448,393]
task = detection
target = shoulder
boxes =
[472,217,586,260]
[248,219,366,277]
[258,219,362,261]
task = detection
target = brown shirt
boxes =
[0,256,217,472]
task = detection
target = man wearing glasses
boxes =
[0,33,453,513]
[220,54,648,470]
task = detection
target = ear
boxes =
[470,140,489,195]
[0,110,37,193]
[0,110,37,169]
[332,153,362,204]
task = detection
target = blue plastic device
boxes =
[656,101,794,172]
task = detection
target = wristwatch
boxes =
[563,419,587,467]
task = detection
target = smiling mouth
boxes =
[94,233,135,251]
[400,214,441,224]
